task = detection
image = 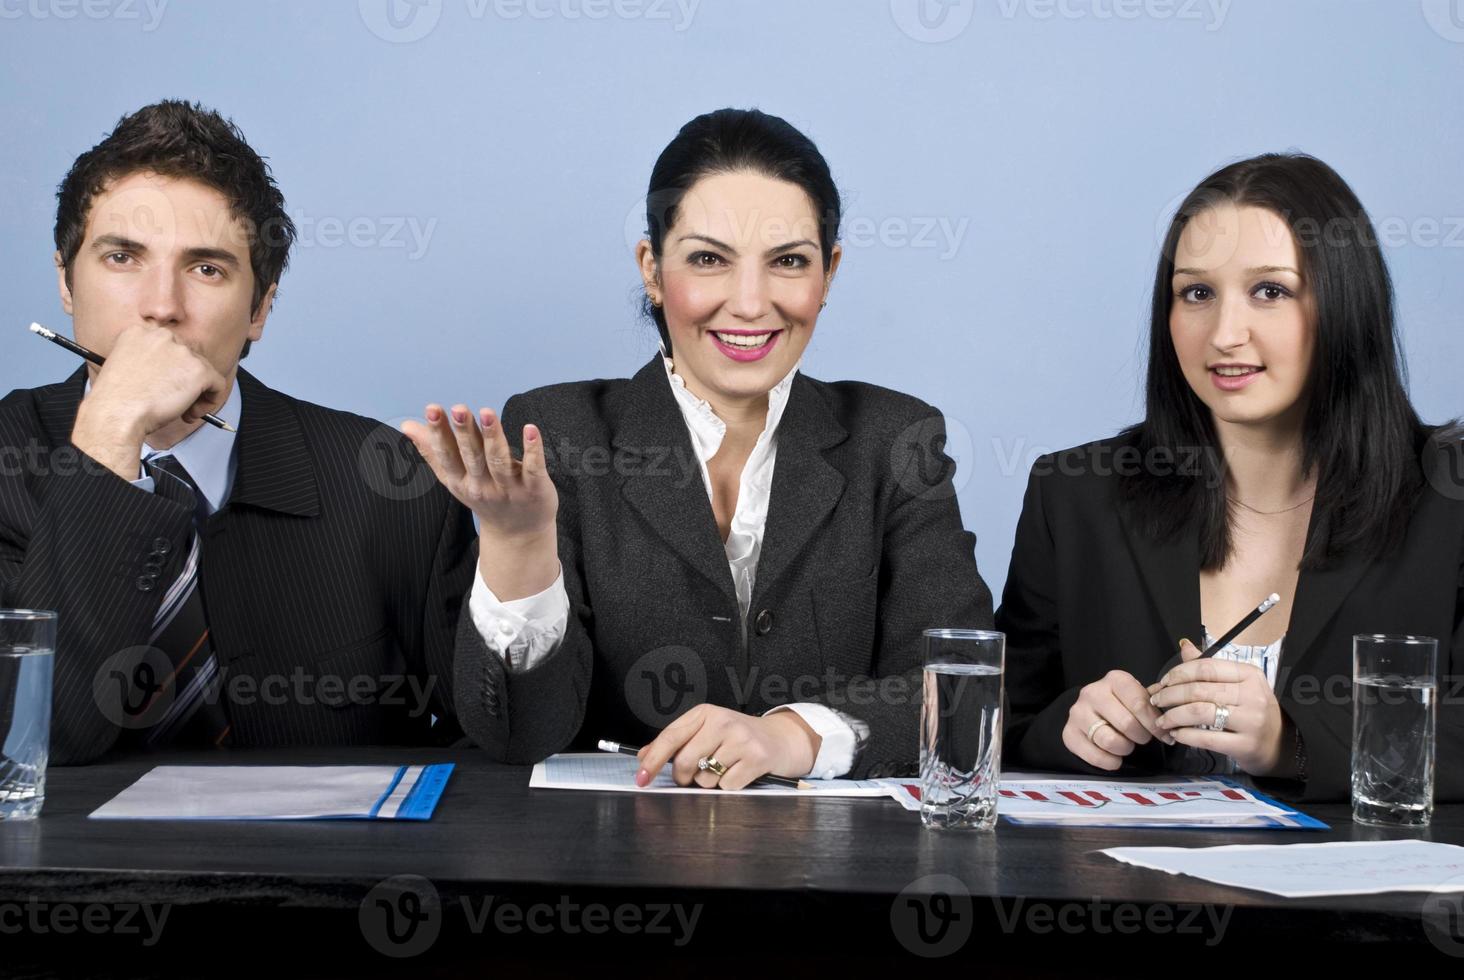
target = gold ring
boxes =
[697,755,728,777]
[1087,719,1113,742]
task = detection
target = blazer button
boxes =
[152,537,172,557]
[136,575,156,593]
[755,609,774,636]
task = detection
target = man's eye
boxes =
[196,264,221,278]
[105,252,131,265]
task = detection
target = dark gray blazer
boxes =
[454,356,994,778]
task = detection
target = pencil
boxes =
[1200,592,1282,658]
[28,323,236,432]
[596,739,815,790]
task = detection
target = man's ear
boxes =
[248,282,277,342]
[55,251,74,315]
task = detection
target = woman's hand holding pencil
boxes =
[1149,638,1289,777]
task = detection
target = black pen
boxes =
[597,739,814,790]
[28,322,236,432]
[1200,592,1282,658]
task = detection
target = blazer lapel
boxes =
[1117,505,1203,661]
[750,375,847,606]
[611,358,735,600]
[1283,511,1371,673]
[225,370,320,517]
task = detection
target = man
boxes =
[0,101,475,764]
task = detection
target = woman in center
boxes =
[408,108,993,787]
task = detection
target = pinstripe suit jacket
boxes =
[452,357,995,779]
[0,369,476,764]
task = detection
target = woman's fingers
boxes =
[446,404,487,478]
[1151,679,1246,713]
[1104,671,1172,745]
[406,405,467,484]
[1089,716,1138,757]
[520,424,551,485]
[1158,700,1251,732]
[1168,725,1245,757]
[637,706,707,785]
[478,407,517,489]
[718,759,765,792]
[1062,719,1123,771]
[672,722,728,786]
[1157,656,1256,690]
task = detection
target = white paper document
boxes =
[1101,839,1464,897]
[89,764,454,820]
[530,752,896,797]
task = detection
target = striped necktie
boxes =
[140,454,232,748]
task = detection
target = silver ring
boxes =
[1086,719,1113,742]
[1210,703,1231,732]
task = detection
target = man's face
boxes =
[57,170,273,382]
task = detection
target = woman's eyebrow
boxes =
[1171,264,1301,278]
[767,239,816,256]
[677,233,737,254]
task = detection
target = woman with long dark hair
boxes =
[999,153,1463,800]
[408,108,993,786]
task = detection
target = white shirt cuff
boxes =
[764,702,864,779]
[468,565,570,672]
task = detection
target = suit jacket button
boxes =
[136,575,156,593]
[152,537,172,556]
[755,609,773,635]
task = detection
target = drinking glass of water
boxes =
[1352,633,1437,828]
[919,628,1004,830]
[0,610,55,820]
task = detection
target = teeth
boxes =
[714,332,774,349]
[1214,366,1261,377]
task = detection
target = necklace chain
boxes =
[1232,494,1315,516]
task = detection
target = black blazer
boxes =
[453,357,994,778]
[998,435,1464,802]
[0,369,477,764]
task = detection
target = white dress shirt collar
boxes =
[660,354,800,624]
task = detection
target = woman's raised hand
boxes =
[402,404,560,599]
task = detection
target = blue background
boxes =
[2,0,1461,599]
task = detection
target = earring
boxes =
[820,300,827,310]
